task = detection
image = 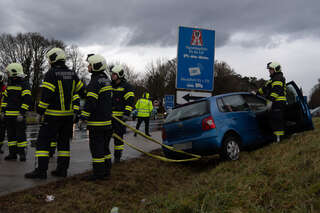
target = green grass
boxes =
[1,118,320,213]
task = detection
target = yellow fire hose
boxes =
[112,115,202,162]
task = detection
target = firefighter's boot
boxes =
[105,159,112,178]
[25,168,47,179]
[51,169,67,178]
[114,150,122,163]
[5,145,17,160]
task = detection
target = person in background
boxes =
[134,92,153,137]
[25,47,85,179]
[256,61,287,143]
[0,71,7,154]
[79,54,113,181]
[1,63,32,161]
[110,65,134,163]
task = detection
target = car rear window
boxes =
[165,100,209,123]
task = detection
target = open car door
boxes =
[284,81,314,134]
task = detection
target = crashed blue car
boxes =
[162,81,314,160]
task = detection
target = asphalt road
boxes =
[0,120,163,196]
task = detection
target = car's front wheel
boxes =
[220,135,240,161]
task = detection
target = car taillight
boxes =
[161,128,167,140]
[202,116,216,130]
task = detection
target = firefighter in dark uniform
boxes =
[110,65,134,163]
[1,63,32,161]
[79,54,113,181]
[25,47,85,179]
[257,61,287,143]
[0,71,7,154]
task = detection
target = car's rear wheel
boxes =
[220,135,240,161]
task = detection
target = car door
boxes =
[221,94,261,146]
[242,94,272,139]
[284,81,314,134]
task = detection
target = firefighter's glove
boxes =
[250,91,257,96]
[266,100,272,111]
[122,115,130,121]
[16,115,24,122]
[78,116,87,130]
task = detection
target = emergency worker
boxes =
[0,71,7,154]
[1,63,32,161]
[25,47,85,179]
[134,92,153,137]
[79,54,113,181]
[257,61,287,142]
[110,65,134,163]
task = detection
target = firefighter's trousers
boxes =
[6,117,27,156]
[88,127,112,178]
[112,117,126,160]
[0,119,6,151]
[35,116,73,172]
[269,102,285,137]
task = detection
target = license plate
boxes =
[173,142,192,150]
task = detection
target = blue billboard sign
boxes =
[176,26,215,91]
[164,95,174,111]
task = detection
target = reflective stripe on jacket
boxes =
[81,72,112,128]
[37,62,85,117]
[135,98,153,117]
[111,80,134,117]
[2,78,32,116]
[257,72,287,103]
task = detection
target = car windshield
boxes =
[165,100,209,123]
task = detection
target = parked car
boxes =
[162,81,314,161]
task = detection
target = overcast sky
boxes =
[1,0,320,96]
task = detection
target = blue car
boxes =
[162,81,314,160]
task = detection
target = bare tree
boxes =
[66,45,88,79]
[0,32,65,108]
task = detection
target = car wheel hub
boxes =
[226,140,239,160]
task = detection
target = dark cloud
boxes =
[1,0,320,48]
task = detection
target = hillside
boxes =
[1,118,320,213]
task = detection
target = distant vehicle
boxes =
[162,81,314,161]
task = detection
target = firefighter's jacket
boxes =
[37,63,85,117]
[72,93,81,114]
[111,80,134,117]
[0,85,7,113]
[257,72,287,103]
[1,78,32,116]
[81,72,112,129]
[135,96,153,118]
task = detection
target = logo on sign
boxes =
[191,30,203,46]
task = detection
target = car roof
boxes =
[174,91,253,109]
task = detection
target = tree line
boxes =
[1,32,318,112]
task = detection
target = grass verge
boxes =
[1,118,320,213]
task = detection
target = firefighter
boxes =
[79,54,113,181]
[257,61,287,142]
[0,71,7,154]
[1,63,32,161]
[134,92,153,137]
[110,65,134,163]
[25,47,85,179]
